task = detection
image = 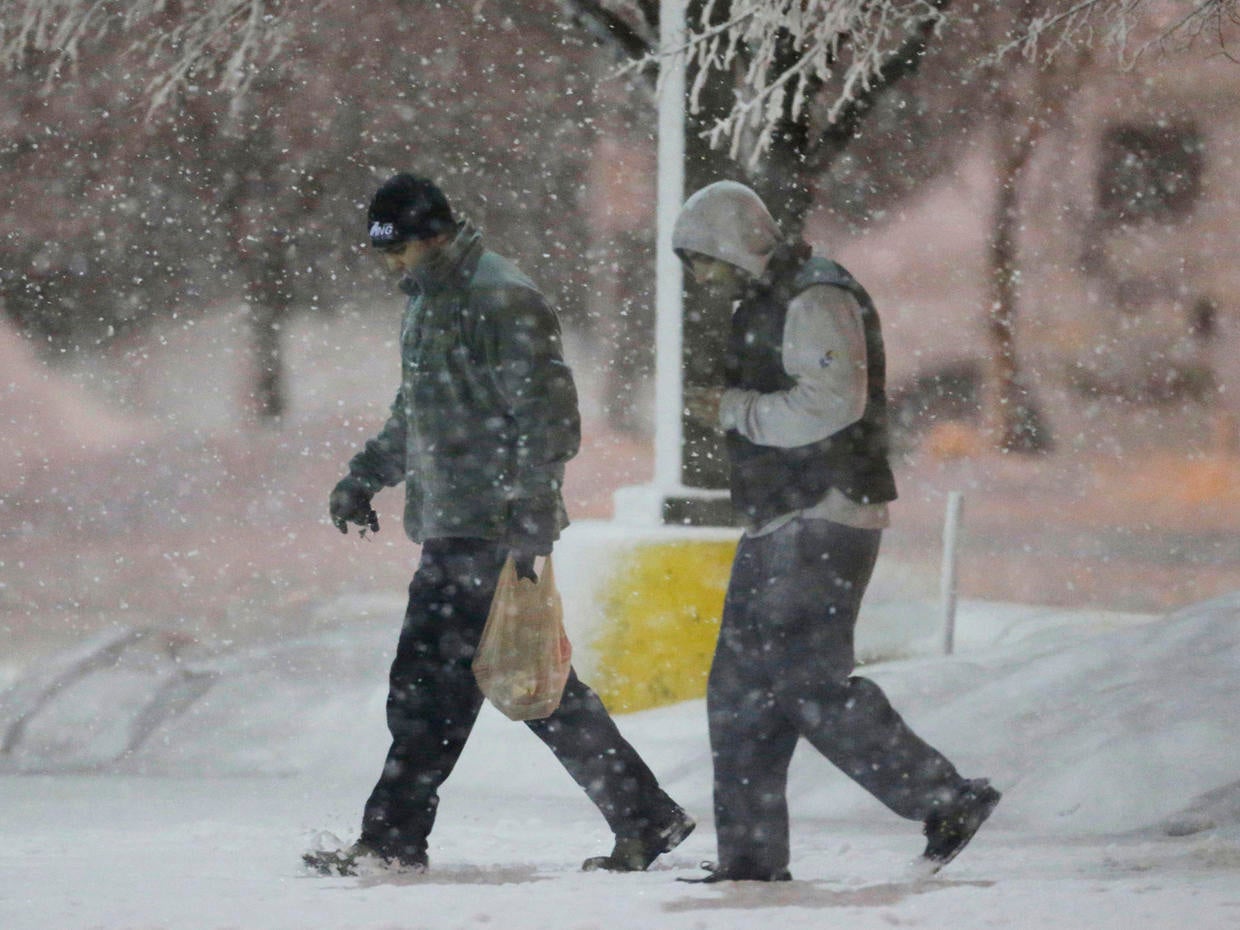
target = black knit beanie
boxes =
[367,174,455,249]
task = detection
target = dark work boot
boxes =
[582,807,696,872]
[922,779,1002,871]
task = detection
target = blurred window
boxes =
[1097,123,1203,224]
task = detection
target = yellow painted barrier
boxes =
[590,539,738,713]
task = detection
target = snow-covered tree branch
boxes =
[3,0,1235,147]
[1,0,302,115]
[558,0,658,60]
[666,0,1235,164]
[997,0,1239,66]
[676,0,949,162]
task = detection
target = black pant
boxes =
[708,519,964,876]
[361,538,680,861]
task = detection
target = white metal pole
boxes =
[654,0,686,491]
[941,491,964,655]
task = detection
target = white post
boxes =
[941,491,964,655]
[653,0,686,491]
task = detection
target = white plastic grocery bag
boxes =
[473,556,572,721]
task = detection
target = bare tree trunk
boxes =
[679,0,742,491]
[981,18,1091,455]
[215,104,295,426]
[987,118,1050,453]
[749,28,822,235]
[250,307,285,420]
[246,245,291,423]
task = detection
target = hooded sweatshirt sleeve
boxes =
[719,284,867,447]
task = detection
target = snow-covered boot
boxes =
[302,838,428,877]
[582,807,696,872]
[921,779,1001,871]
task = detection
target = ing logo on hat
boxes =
[370,221,396,241]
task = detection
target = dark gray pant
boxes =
[361,538,681,862]
[708,519,964,876]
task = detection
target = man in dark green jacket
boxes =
[307,175,692,878]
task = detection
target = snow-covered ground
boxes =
[2,592,1238,929]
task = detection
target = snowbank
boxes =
[4,585,1235,840]
[2,593,1239,930]
[0,322,153,484]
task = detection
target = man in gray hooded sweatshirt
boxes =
[672,181,999,882]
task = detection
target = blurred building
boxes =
[805,51,1240,459]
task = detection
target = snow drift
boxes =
[3,591,1237,840]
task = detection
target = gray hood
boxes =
[672,181,782,278]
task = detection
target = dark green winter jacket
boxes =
[346,222,579,547]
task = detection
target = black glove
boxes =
[511,550,540,583]
[329,475,379,535]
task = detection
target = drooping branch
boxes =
[658,0,1234,164]
[809,0,950,169]
[557,0,657,61]
[995,0,1238,66]
[4,0,1235,132]
[675,0,953,164]
[2,0,304,116]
